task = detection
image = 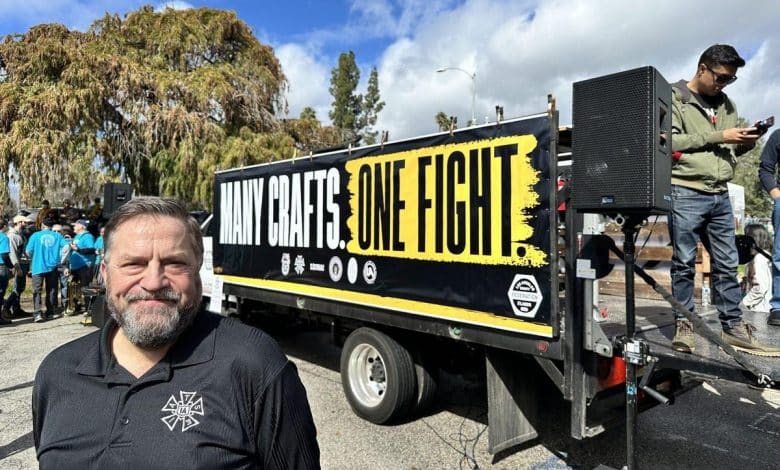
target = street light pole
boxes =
[437,67,476,126]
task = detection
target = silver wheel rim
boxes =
[348,343,387,407]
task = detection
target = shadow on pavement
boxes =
[0,431,34,461]
[0,380,34,395]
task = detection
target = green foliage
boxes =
[733,138,772,218]
[358,67,385,145]
[282,108,342,154]
[0,6,290,209]
[328,51,361,137]
[435,111,450,132]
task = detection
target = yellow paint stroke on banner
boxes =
[345,135,546,266]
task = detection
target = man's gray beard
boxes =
[107,289,199,350]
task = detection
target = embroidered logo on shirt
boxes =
[161,391,204,432]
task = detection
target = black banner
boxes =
[213,114,556,337]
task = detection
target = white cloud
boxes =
[276,43,332,121]
[155,1,194,12]
[354,0,780,139]
[4,0,779,142]
[0,0,145,32]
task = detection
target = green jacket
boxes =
[670,79,748,193]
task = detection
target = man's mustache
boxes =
[125,290,181,302]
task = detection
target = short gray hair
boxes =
[102,197,203,265]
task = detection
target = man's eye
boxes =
[165,262,190,273]
[120,263,145,271]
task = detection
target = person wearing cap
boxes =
[0,220,10,325]
[26,218,66,322]
[2,215,32,320]
[65,219,96,316]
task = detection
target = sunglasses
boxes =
[704,65,737,86]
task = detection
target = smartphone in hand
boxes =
[754,115,775,136]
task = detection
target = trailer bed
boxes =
[598,295,780,385]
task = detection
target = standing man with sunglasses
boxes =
[669,44,779,355]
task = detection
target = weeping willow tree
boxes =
[0,6,293,208]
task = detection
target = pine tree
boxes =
[328,51,361,140]
[358,67,385,145]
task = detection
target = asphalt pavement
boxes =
[2,309,779,469]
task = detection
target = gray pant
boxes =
[32,270,58,316]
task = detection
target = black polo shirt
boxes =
[33,311,320,469]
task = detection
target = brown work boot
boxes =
[672,319,695,353]
[722,322,780,356]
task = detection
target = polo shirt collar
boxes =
[76,309,217,378]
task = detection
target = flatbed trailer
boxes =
[202,70,779,461]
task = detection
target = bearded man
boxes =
[33,197,320,469]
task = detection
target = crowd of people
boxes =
[5,41,780,468]
[0,197,104,326]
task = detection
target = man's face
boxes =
[102,215,202,350]
[696,63,738,96]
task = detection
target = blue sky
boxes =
[0,0,397,63]
[1,0,779,140]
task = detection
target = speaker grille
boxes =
[103,183,134,218]
[572,66,671,213]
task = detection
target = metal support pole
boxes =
[436,67,476,126]
[622,218,639,470]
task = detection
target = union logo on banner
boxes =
[507,274,543,318]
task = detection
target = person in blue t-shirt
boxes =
[66,219,96,315]
[26,218,66,322]
[93,225,104,283]
[0,220,11,325]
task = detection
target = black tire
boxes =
[340,327,416,424]
[412,350,439,414]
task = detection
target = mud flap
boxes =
[486,349,539,454]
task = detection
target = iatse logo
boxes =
[161,391,205,432]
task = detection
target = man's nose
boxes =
[139,262,170,291]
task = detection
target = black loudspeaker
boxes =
[103,183,133,218]
[571,66,672,214]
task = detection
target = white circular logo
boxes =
[347,258,359,284]
[280,253,290,276]
[507,274,543,318]
[329,256,343,282]
[362,260,377,285]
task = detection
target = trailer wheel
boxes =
[340,328,416,424]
